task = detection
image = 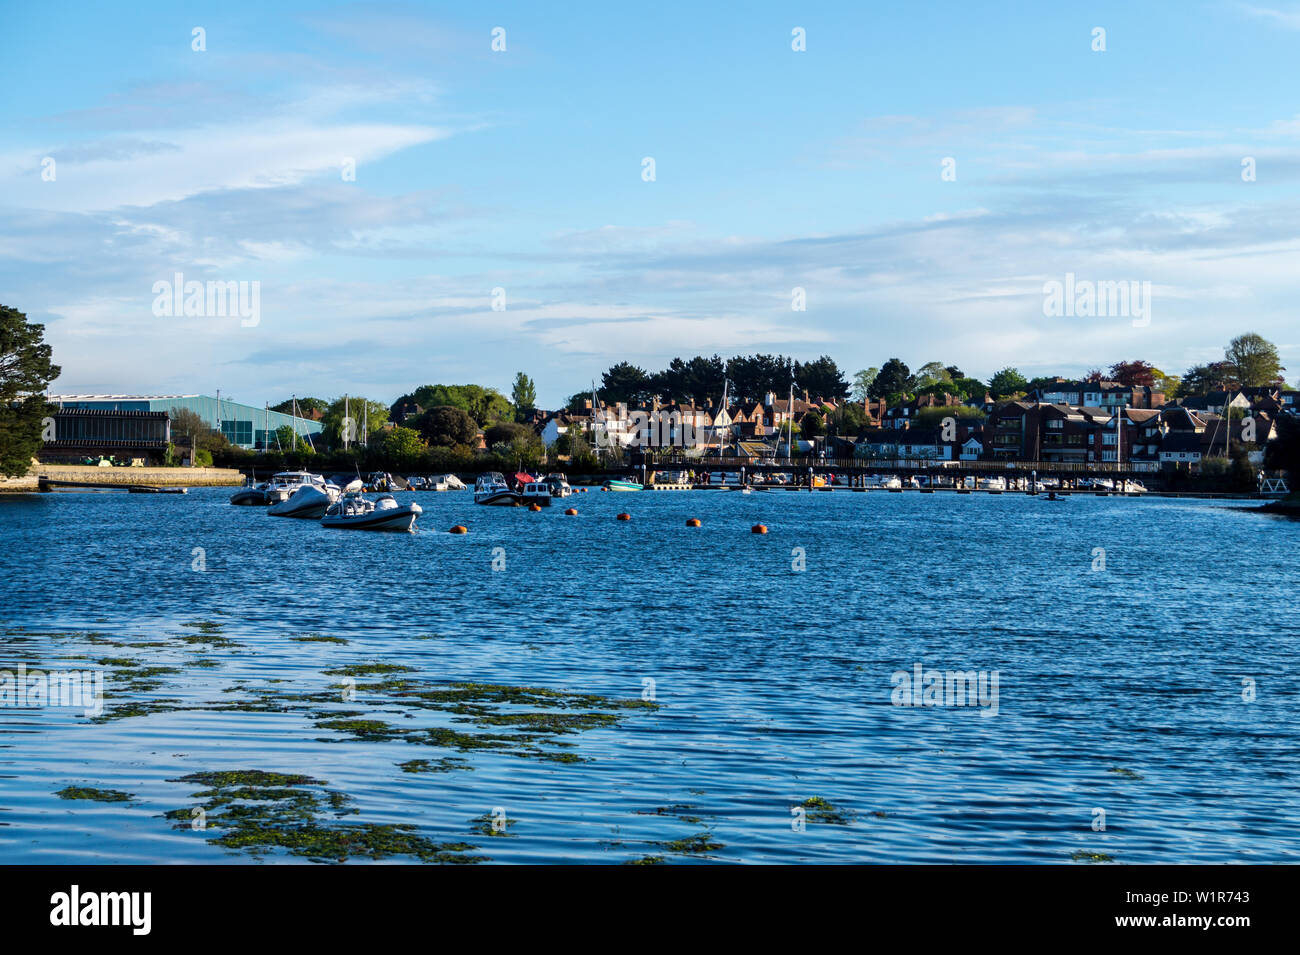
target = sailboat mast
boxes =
[787,381,794,462]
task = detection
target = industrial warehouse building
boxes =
[45,395,324,457]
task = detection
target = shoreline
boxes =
[0,464,244,493]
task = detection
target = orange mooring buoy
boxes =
[449,525,468,534]
[616,512,631,521]
[529,503,542,511]
[564,507,578,515]
[752,523,767,534]
[686,518,701,527]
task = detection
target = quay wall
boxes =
[0,463,244,492]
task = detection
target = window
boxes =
[221,420,253,445]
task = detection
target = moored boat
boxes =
[268,482,336,519]
[230,480,269,505]
[542,472,573,498]
[264,471,330,504]
[474,472,523,506]
[603,478,644,491]
[320,492,422,532]
[522,482,553,506]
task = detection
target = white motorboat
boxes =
[522,482,553,506]
[474,472,522,506]
[264,471,330,504]
[320,492,422,532]
[977,476,1007,490]
[268,482,337,519]
[542,473,573,498]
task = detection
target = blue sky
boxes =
[2,1,1298,406]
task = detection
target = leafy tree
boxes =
[869,359,912,399]
[485,421,536,447]
[652,355,725,404]
[800,411,825,438]
[725,354,796,401]
[913,361,951,390]
[1225,333,1284,387]
[405,384,513,426]
[600,362,653,405]
[987,367,1028,398]
[511,372,537,418]
[828,401,868,433]
[1155,372,1182,399]
[380,426,427,469]
[794,355,850,401]
[270,397,328,416]
[321,397,388,448]
[1107,360,1158,388]
[169,408,208,445]
[273,425,314,454]
[414,405,478,447]
[1182,362,1238,395]
[851,367,879,402]
[944,365,964,379]
[0,305,60,477]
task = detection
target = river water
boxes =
[1,487,1296,863]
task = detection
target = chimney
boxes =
[765,390,775,407]
[803,389,809,404]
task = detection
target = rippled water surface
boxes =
[1,486,1297,864]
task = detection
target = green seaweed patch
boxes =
[658,832,724,855]
[468,812,518,837]
[95,657,138,668]
[399,758,472,774]
[182,621,224,634]
[464,711,621,734]
[624,855,666,865]
[323,663,414,677]
[91,699,186,723]
[166,769,484,864]
[800,796,853,825]
[317,718,404,740]
[56,786,133,803]
[1108,768,1144,780]
[636,804,703,824]
[1070,850,1114,864]
[293,634,348,644]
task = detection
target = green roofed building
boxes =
[47,394,324,451]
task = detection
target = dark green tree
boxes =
[726,354,796,401]
[600,362,653,405]
[869,358,912,399]
[0,305,60,478]
[270,397,328,416]
[987,367,1028,398]
[511,372,537,419]
[1225,333,1284,388]
[414,405,478,447]
[794,355,850,400]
